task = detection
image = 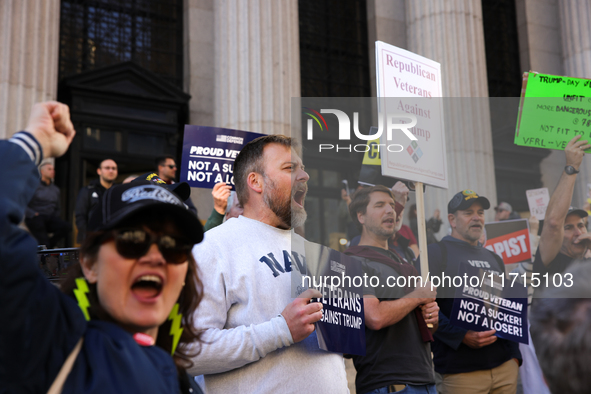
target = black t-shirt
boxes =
[351,246,435,393]
[532,248,574,296]
[532,247,574,276]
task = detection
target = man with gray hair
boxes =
[25,161,71,247]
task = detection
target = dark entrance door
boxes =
[56,61,190,244]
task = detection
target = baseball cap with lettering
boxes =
[87,181,203,244]
[448,190,491,214]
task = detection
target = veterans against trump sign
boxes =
[515,72,591,152]
[483,219,532,266]
[299,242,366,356]
[450,264,528,344]
[180,126,265,189]
[375,41,448,189]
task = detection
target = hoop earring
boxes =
[168,303,184,355]
[74,277,91,321]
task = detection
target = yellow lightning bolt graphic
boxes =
[74,277,91,321]
[168,303,184,355]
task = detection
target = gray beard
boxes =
[291,206,307,229]
[263,178,307,229]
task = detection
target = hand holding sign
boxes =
[565,135,591,169]
[212,182,232,214]
[391,181,410,207]
[282,288,323,343]
[462,329,498,349]
[420,301,439,326]
[407,281,437,305]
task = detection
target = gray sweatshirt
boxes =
[189,216,349,393]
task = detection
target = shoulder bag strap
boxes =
[47,337,83,394]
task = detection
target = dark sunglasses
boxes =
[164,164,177,169]
[110,229,192,264]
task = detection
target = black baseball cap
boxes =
[131,172,191,202]
[567,206,588,219]
[87,181,203,244]
[448,190,491,214]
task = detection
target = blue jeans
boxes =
[364,384,438,394]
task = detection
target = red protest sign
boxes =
[483,220,532,265]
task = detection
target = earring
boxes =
[168,303,184,355]
[74,277,91,321]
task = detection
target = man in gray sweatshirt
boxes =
[189,135,349,393]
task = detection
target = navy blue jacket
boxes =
[0,137,185,393]
[417,236,522,374]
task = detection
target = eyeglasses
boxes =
[164,164,177,169]
[111,229,192,264]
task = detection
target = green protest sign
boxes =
[515,72,591,152]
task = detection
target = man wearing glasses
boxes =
[75,158,118,243]
[155,155,197,216]
[155,156,178,184]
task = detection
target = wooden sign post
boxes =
[415,181,433,328]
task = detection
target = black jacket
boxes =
[74,179,107,243]
[25,180,61,218]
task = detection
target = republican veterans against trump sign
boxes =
[180,125,265,189]
[450,264,528,344]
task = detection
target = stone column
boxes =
[0,0,60,139]
[214,0,301,137]
[366,0,407,97]
[405,0,498,226]
[184,0,215,127]
[187,0,300,221]
[558,0,591,208]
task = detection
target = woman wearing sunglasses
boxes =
[1,102,204,393]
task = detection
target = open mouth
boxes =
[131,275,163,300]
[383,218,395,225]
[292,188,306,208]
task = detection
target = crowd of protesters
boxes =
[2,101,591,394]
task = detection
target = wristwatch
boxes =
[565,165,580,175]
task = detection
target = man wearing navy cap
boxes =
[533,135,591,284]
[417,189,521,394]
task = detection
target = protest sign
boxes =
[515,72,591,152]
[483,219,532,265]
[298,241,366,356]
[526,187,550,220]
[357,127,402,187]
[450,264,528,344]
[375,41,447,189]
[179,125,265,189]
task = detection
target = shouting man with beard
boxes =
[189,135,349,393]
